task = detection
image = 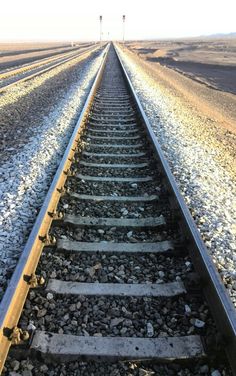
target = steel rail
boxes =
[0,44,109,374]
[114,44,236,374]
[0,42,235,374]
[0,44,88,72]
[0,46,93,79]
[0,45,102,94]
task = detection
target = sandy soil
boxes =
[123,40,236,141]
[126,38,236,95]
[0,42,93,70]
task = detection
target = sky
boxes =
[0,0,236,41]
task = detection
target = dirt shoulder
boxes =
[124,44,236,134]
[119,44,236,176]
[126,38,236,95]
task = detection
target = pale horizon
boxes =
[0,0,236,42]
[1,33,236,44]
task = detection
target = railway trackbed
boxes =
[0,43,236,375]
[0,45,101,93]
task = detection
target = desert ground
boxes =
[126,38,236,95]
[123,38,236,146]
[0,42,93,70]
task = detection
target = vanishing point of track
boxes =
[0,44,235,374]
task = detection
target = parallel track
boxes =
[0,43,235,374]
[0,44,101,93]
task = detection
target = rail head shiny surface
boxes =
[0,44,109,373]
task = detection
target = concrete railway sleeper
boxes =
[0,43,235,375]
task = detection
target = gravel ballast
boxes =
[0,49,104,299]
[117,46,236,306]
[39,250,189,284]
[2,44,232,376]
[20,292,211,338]
[4,357,229,376]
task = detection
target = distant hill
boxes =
[202,32,236,38]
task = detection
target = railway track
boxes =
[0,43,236,374]
[0,44,101,93]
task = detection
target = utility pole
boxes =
[100,15,103,45]
[122,15,126,44]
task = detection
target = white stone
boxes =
[184,304,191,315]
[147,322,154,337]
[192,318,205,328]
[27,322,36,331]
[211,371,221,376]
[46,292,54,301]
[127,231,133,238]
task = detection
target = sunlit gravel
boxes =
[117,46,236,306]
[0,50,104,299]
